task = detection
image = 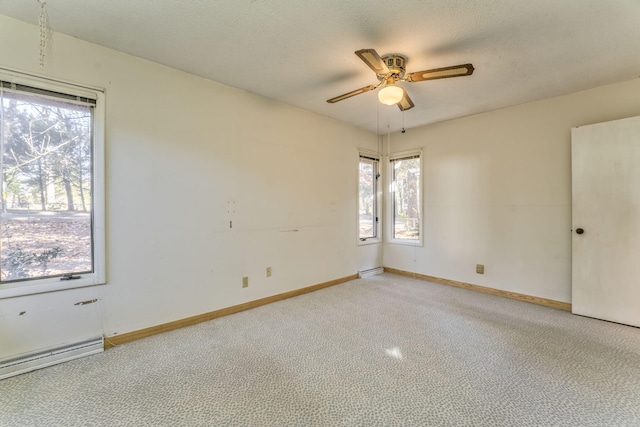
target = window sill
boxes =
[0,276,106,300]
[358,237,382,246]
[386,239,423,247]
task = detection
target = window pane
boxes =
[359,157,376,239]
[392,157,420,240]
[0,90,93,282]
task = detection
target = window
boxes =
[389,151,422,243]
[358,152,379,242]
[0,70,105,298]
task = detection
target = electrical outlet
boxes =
[242,276,249,288]
[476,264,484,274]
[266,267,272,277]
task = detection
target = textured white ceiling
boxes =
[1,0,639,134]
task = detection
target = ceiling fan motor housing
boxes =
[380,54,407,77]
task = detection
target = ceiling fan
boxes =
[327,49,474,111]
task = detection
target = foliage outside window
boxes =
[359,154,379,241]
[0,71,104,296]
[390,153,421,242]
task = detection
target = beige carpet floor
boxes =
[1,273,639,426]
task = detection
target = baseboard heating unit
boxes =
[359,267,384,279]
[0,337,104,380]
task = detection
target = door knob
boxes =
[576,228,584,235]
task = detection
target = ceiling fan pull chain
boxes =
[402,109,406,133]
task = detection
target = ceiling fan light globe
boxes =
[378,85,404,105]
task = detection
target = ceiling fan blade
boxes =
[327,84,377,103]
[405,63,474,82]
[355,49,390,75]
[397,88,414,111]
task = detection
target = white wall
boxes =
[0,15,379,358]
[384,77,640,303]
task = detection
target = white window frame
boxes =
[387,149,423,246]
[0,68,106,299]
[357,149,381,245]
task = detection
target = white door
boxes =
[572,115,640,327]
